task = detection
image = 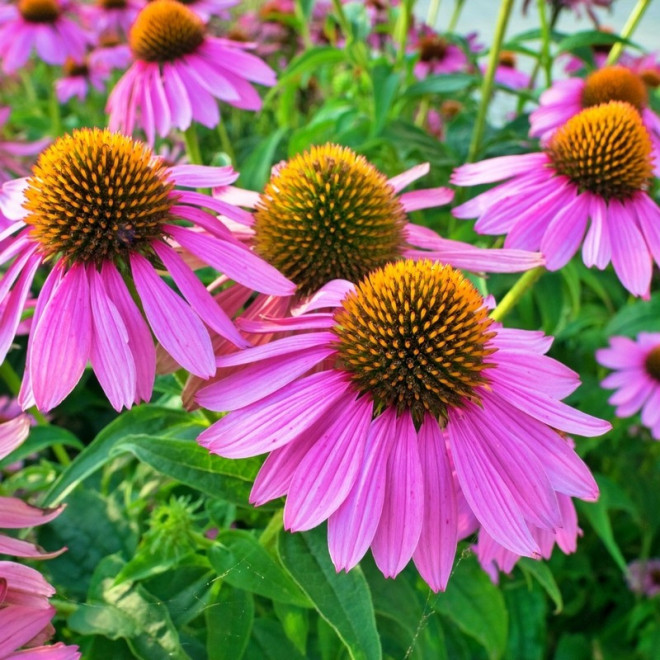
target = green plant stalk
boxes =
[0,360,70,465]
[605,0,652,66]
[183,125,203,165]
[216,120,236,164]
[537,0,552,87]
[395,0,415,66]
[448,0,466,32]
[48,82,62,137]
[490,266,545,322]
[426,0,441,26]
[331,0,351,40]
[466,0,515,162]
[294,0,312,49]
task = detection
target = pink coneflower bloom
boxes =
[107,0,276,144]
[54,56,109,103]
[596,333,660,440]
[80,0,144,40]
[89,34,132,71]
[523,0,613,23]
[0,108,49,185]
[197,259,608,591]
[486,51,532,90]
[626,559,660,597]
[0,0,91,73]
[452,101,660,298]
[529,66,660,176]
[0,128,293,413]
[410,25,471,79]
[173,0,237,23]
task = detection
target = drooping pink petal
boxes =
[540,192,589,270]
[451,153,548,186]
[0,416,30,461]
[582,194,612,269]
[291,279,354,314]
[0,498,62,529]
[412,416,458,592]
[0,535,64,560]
[0,606,55,657]
[327,409,397,571]
[29,264,92,412]
[398,187,454,211]
[387,163,429,192]
[284,393,373,531]
[168,164,238,188]
[130,253,215,378]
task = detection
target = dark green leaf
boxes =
[518,558,563,613]
[206,586,254,660]
[557,31,640,54]
[279,47,348,84]
[0,425,83,469]
[245,619,306,660]
[404,74,479,97]
[503,583,546,660]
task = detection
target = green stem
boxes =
[48,82,62,137]
[0,361,70,465]
[20,71,38,107]
[605,0,652,66]
[331,0,351,39]
[537,0,552,87]
[295,0,312,49]
[448,0,465,32]
[426,0,441,26]
[216,120,236,164]
[466,0,515,162]
[395,0,414,66]
[490,266,545,323]
[183,125,203,165]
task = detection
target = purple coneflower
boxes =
[80,0,144,40]
[529,66,660,175]
[55,56,109,103]
[596,333,660,440]
[487,51,532,90]
[107,0,276,144]
[410,25,471,79]
[174,0,237,23]
[452,101,660,298]
[0,0,90,73]
[0,127,293,413]
[197,259,609,591]
[626,559,660,597]
[0,108,49,185]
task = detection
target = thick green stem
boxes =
[537,0,552,87]
[490,266,545,322]
[448,0,465,32]
[183,125,203,165]
[426,0,441,26]
[466,0,515,162]
[605,0,652,66]
[216,120,236,164]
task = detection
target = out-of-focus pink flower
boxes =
[523,0,614,24]
[55,56,109,103]
[89,34,132,71]
[453,102,660,298]
[196,258,608,591]
[596,333,660,439]
[107,0,276,143]
[626,559,660,597]
[409,25,471,79]
[80,0,144,40]
[0,108,49,185]
[0,0,91,73]
[485,51,532,90]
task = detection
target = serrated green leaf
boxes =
[278,527,381,660]
[208,529,309,606]
[433,556,508,660]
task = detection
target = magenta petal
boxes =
[0,606,56,657]
[152,241,248,349]
[451,153,548,186]
[387,163,429,192]
[399,187,454,211]
[371,412,424,578]
[412,416,458,592]
[29,264,92,412]
[169,164,238,188]
[100,263,155,404]
[130,253,215,378]
[540,193,589,270]
[284,394,373,531]
[167,224,295,296]
[0,415,30,461]
[198,371,350,457]
[0,497,62,529]
[582,195,611,269]
[0,534,63,559]
[291,279,354,314]
[88,267,137,411]
[327,409,397,571]
[5,641,81,659]
[198,346,334,410]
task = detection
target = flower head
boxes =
[0,127,293,412]
[487,51,532,90]
[410,25,471,79]
[80,0,144,40]
[107,0,276,143]
[452,101,660,297]
[55,56,109,103]
[530,65,660,175]
[596,333,660,439]
[0,108,50,185]
[0,0,91,73]
[197,259,609,591]
[626,559,660,597]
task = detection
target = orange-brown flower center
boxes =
[254,144,407,297]
[499,51,517,68]
[581,66,648,112]
[129,0,204,63]
[644,346,660,382]
[24,128,174,264]
[640,69,660,89]
[333,260,496,425]
[419,35,448,62]
[547,101,653,201]
[18,0,60,23]
[99,0,127,9]
[63,57,89,77]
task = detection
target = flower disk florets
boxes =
[18,0,60,22]
[419,35,448,62]
[129,0,204,63]
[547,101,653,200]
[581,66,648,112]
[333,260,497,425]
[644,346,660,382]
[24,128,174,264]
[253,144,408,296]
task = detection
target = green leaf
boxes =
[70,555,190,660]
[278,47,348,85]
[503,583,546,660]
[208,529,309,607]
[518,558,563,613]
[273,601,309,655]
[556,30,639,54]
[605,293,660,338]
[0,425,83,469]
[432,556,508,660]
[246,620,306,660]
[206,586,254,660]
[114,435,259,505]
[238,127,288,191]
[278,527,382,660]
[44,405,202,506]
[576,498,627,572]
[370,63,400,135]
[404,74,479,97]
